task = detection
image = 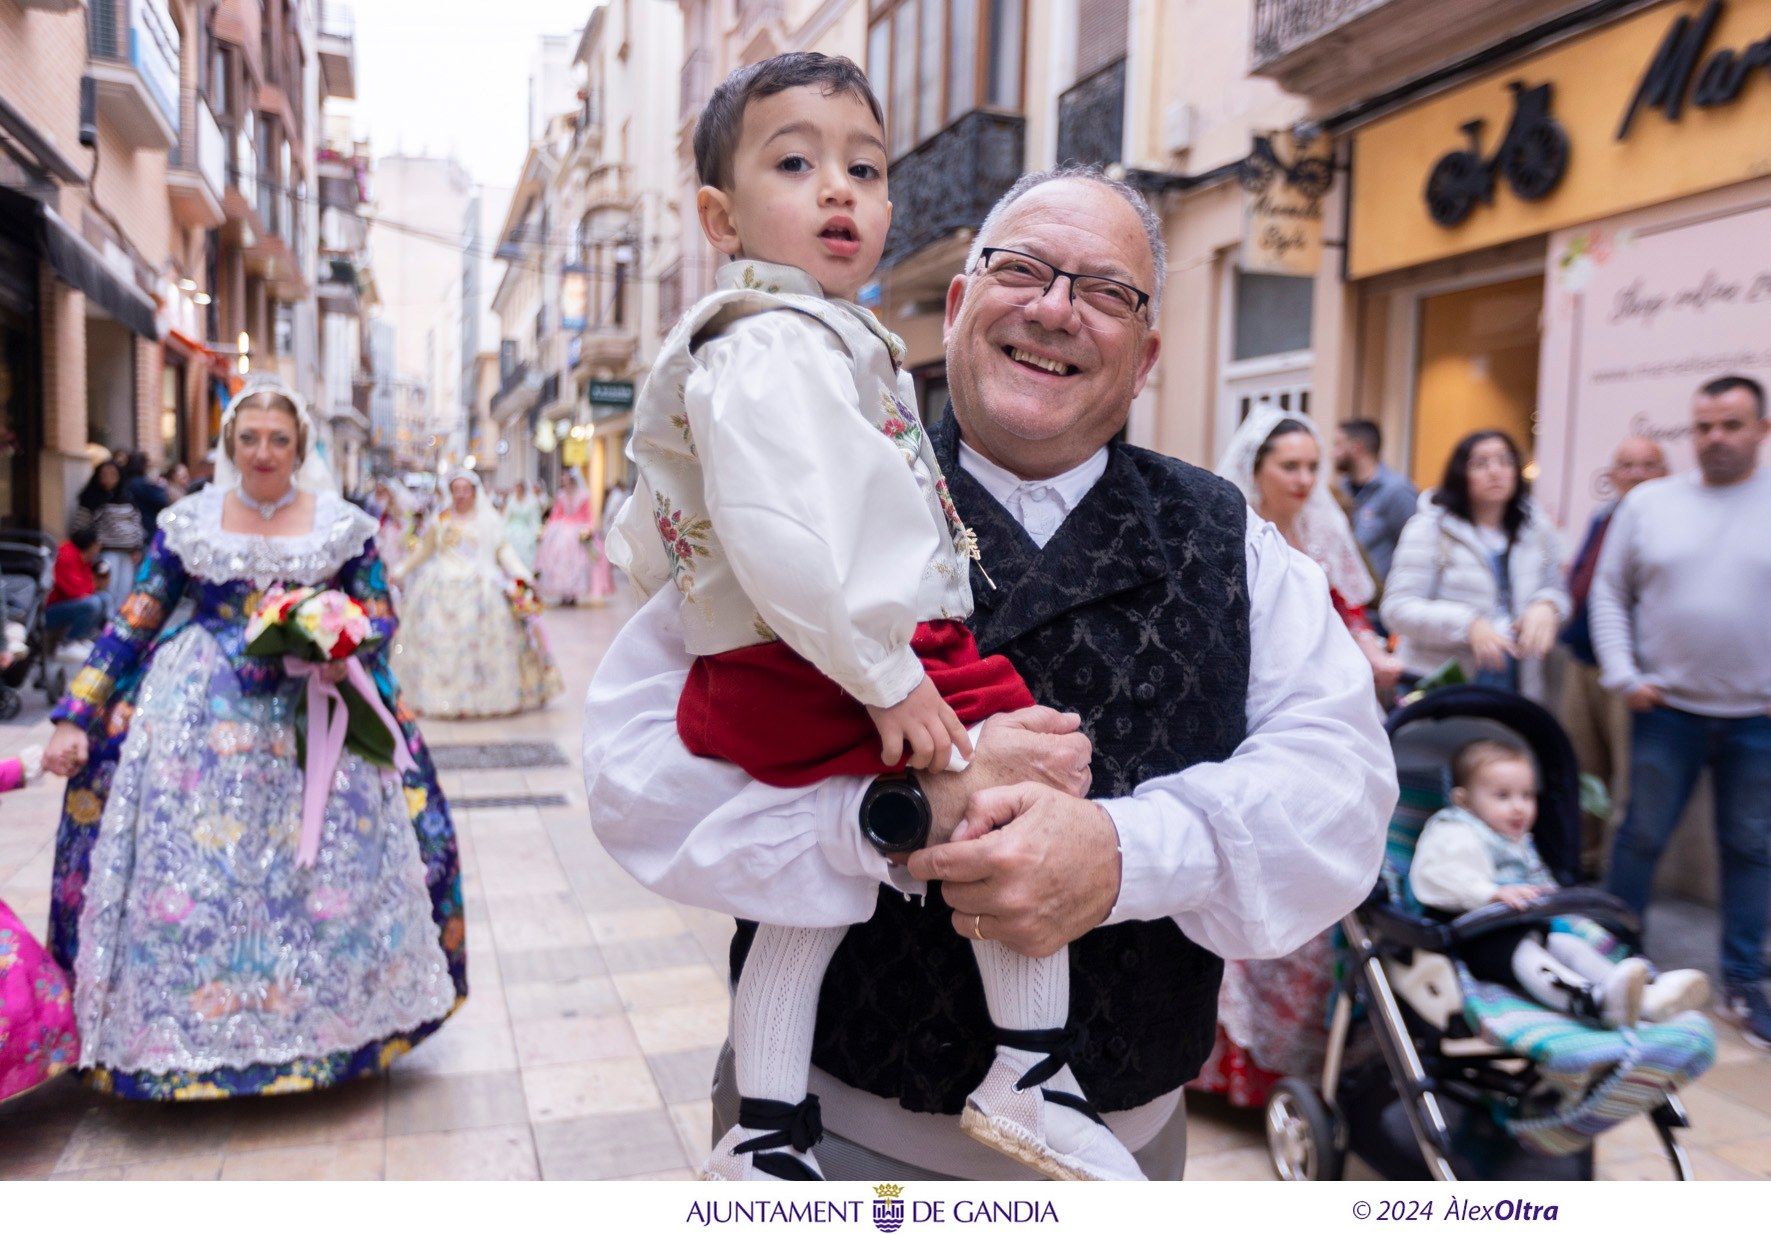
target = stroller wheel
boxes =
[0,686,20,722]
[1266,1079,1344,1181]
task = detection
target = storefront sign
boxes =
[1350,0,1771,279]
[588,379,635,408]
[1240,131,1333,275]
[560,268,588,332]
[1535,183,1771,531]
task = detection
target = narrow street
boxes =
[3,602,1770,1180]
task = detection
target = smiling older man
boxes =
[584,167,1394,1179]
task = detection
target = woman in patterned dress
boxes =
[391,470,561,719]
[533,468,608,605]
[38,377,466,1100]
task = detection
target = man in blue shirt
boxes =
[1334,419,1416,584]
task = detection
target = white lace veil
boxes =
[441,468,505,543]
[1215,402,1375,607]
[212,372,339,495]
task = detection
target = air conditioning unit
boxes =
[1162,103,1196,158]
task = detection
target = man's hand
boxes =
[913,707,1093,853]
[1625,683,1665,712]
[866,676,973,772]
[907,783,1121,958]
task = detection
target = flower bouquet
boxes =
[246,586,414,867]
[505,577,544,619]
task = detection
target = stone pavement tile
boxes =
[588,907,690,945]
[629,999,730,1055]
[220,1138,386,1180]
[1181,1145,1276,1180]
[504,974,623,1023]
[513,1011,642,1068]
[1599,1147,1754,1180]
[1669,1085,1771,1146]
[53,1152,226,1180]
[1180,1095,1265,1156]
[613,964,729,1012]
[533,1107,690,1180]
[1705,1060,1771,1116]
[523,1056,662,1124]
[669,1099,714,1163]
[1708,1135,1771,1178]
[55,1098,237,1172]
[393,1018,520,1078]
[568,869,659,911]
[489,905,595,951]
[646,1046,721,1106]
[0,1078,94,1179]
[615,1168,699,1180]
[1595,1112,1670,1159]
[224,1075,388,1152]
[385,1124,541,1181]
[600,933,708,975]
[386,1068,532,1136]
[500,944,608,986]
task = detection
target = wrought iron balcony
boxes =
[1056,58,1125,170]
[881,111,1025,272]
[87,0,180,150]
[1251,0,1387,68]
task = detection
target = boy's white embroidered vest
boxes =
[609,260,976,657]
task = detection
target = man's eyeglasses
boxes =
[972,247,1151,323]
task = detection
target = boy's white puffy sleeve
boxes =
[685,311,941,709]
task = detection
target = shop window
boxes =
[1075,0,1129,82]
[1221,268,1315,445]
[1232,270,1313,363]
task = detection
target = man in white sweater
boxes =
[1588,374,1771,1049]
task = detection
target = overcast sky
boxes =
[352,0,593,194]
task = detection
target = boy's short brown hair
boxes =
[1451,738,1535,791]
[693,52,884,190]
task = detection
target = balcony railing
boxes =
[584,163,635,213]
[1251,0,1388,67]
[881,111,1026,271]
[87,0,181,149]
[680,50,712,127]
[320,0,356,40]
[168,87,226,227]
[1056,58,1125,170]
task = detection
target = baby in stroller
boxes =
[1410,738,1710,1029]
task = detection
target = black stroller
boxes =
[0,530,68,720]
[1262,686,1712,1182]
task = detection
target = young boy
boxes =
[1410,738,1709,1027]
[608,53,1141,1182]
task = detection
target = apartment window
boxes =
[869,0,1024,157]
[1075,0,1129,82]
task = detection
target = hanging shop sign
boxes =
[1239,130,1335,275]
[1349,0,1771,279]
[588,379,635,408]
[560,267,588,332]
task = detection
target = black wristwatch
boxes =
[859,772,932,855]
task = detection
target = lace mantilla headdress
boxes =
[213,372,339,495]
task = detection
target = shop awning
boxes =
[37,205,159,341]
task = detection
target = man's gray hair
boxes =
[964,165,1168,314]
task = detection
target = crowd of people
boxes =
[1194,372,1771,1111]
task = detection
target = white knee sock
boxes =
[1546,930,1622,984]
[732,924,846,1106]
[972,938,1069,1036]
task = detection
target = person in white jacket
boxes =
[1379,430,1570,702]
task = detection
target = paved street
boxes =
[2,602,1769,1181]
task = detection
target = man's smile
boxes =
[1002,345,1081,378]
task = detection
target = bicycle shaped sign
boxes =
[1424,80,1570,228]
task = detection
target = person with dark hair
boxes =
[69,459,145,609]
[45,525,111,657]
[122,450,170,531]
[1589,373,1771,1048]
[1379,430,1569,701]
[1335,418,1416,582]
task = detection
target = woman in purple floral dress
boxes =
[38,378,465,1100]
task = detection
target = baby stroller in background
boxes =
[0,530,68,721]
[1264,686,1714,1182]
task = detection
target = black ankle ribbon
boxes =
[734,1095,824,1162]
[993,1025,1107,1127]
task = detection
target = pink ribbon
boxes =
[284,656,416,869]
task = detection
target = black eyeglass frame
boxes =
[973,247,1153,322]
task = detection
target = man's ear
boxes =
[941,273,969,344]
[697,185,742,257]
[1129,328,1162,401]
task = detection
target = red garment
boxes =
[679,619,1036,788]
[47,542,97,608]
[1330,586,1373,638]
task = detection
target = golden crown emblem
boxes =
[872,1183,905,1200]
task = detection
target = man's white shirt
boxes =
[583,443,1395,1173]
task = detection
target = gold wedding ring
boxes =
[971,913,985,942]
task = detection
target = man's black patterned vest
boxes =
[731,412,1252,1113]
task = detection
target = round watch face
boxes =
[866,786,927,852]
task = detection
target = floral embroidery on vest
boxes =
[653,493,715,598]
